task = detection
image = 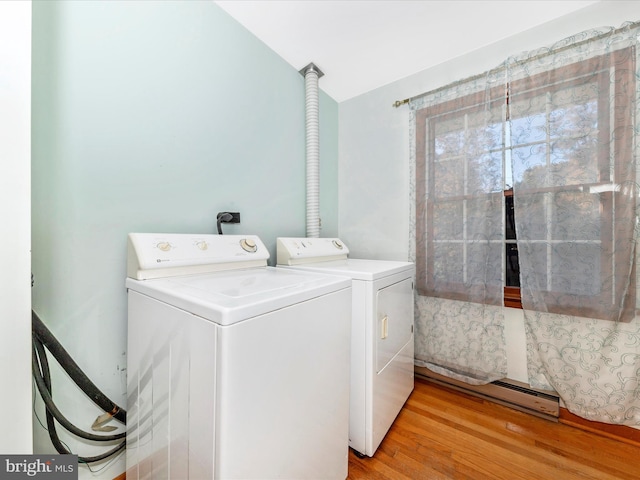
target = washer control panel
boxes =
[128,233,269,280]
[240,238,257,253]
[276,237,350,265]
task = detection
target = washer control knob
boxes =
[240,238,257,253]
[332,240,344,249]
[196,241,208,251]
[157,242,171,252]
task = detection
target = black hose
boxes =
[78,440,126,464]
[31,311,127,463]
[32,311,126,423]
[33,335,69,455]
[32,340,125,442]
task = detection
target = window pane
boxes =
[433,201,463,240]
[466,109,503,151]
[505,195,516,240]
[510,111,547,145]
[467,195,503,239]
[548,85,598,140]
[433,243,464,283]
[550,138,599,185]
[434,158,464,197]
[468,243,503,286]
[435,117,465,159]
[512,143,547,188]
[550,243,602,296]
[512,191,603,241]
[511,82,601,189]
[468,152,503,194]
[522,243,549,290]
[506,244,520,287]
[518,232,603,295]
[550,192,602,241]
[513,193,547,239]
[505,148,513,189]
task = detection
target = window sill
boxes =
[504,286,522,309]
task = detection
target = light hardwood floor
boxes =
[347,377,640,480]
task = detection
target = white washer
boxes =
[277,237,415,457]
[126,233,351,479]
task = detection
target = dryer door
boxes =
[376,277,414,373]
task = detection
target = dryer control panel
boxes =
[277,237,350,265]
[128,233,269,280]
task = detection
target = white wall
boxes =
[339,1,640,383]
[0,1,32,454]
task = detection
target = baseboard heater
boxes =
[415,366,560,422]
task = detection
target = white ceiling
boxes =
[215,0,599,102]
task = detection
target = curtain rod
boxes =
[392,20,640,108]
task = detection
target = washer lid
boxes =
[281,258,415,281]
[126,266,350,326]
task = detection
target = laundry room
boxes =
[2,1,640,479]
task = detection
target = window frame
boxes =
[508,49,635,319]
[504,189,522,309]
[415,48,635,316]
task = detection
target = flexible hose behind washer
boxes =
[32,310,127,463]
[33,336,126,462]
[32,311,126,423]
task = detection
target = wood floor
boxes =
[347,377,640,480]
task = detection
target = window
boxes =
[504,190,521,308]
[415,48,635,319]
[415,84,506,307]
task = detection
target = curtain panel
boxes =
[507,34,637,324]
[410,71,509,384]
[414,83,506,305]
[507,24,640,424]
[410,22,640,423]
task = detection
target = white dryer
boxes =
[277,237,415,457]
[126,233,351,479]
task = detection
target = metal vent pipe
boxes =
[299,63,324,238]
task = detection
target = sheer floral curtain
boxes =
[410,70,509,385]
[410,21,640,423]
[507,24,640,424]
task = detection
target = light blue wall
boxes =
[31,1,338,475]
